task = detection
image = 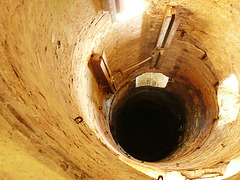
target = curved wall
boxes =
[0,0,240,179]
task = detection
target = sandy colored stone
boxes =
[0,0,240,179]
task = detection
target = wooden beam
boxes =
[156,6,181,49]
[149,48,165,69]
[151,6,181,69]
[89,52,117,94]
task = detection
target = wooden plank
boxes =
[156,16,171,48]
[102,52,112,77]
[150,49,164,69]
[165,16,182,48]
[155,50,166,70]
[156,6,181,49]
[101,52,117,92]
[151,6,181,69]
[89,53,109,85]
[89,53,117,93]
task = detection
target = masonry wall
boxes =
[0,0,240,179]
[0,0,152,179]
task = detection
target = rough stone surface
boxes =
[1,0,240,179]
[0,0,152,179]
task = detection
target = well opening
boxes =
[109,67,219,164]
[111,87,185,162]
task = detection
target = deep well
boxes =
[0,0,240,179]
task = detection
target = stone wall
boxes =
[0,0,240,179]
[0,0,152,179]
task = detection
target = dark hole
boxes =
[57,40,61,48]
[111,87,185,162]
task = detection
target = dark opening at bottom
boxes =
[111,87,185,162]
